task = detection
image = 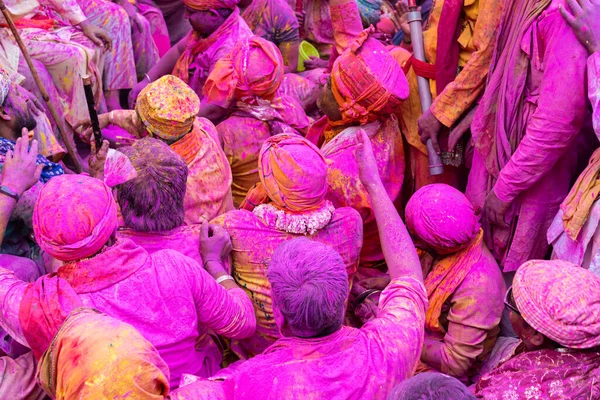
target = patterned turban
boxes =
[135,75,200,141]
[513,260,600,349]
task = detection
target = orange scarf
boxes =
[561,148,600,240]
[425,229,484,334]
[172,8,240,83]
[169,123,203,164]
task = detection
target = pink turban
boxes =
[331,27,409,125]
[183,0,239,11]
[405,184,480,254]
[33,175,118,262]
[513,260,600,349]
[204,36,284,104]
[259,133,327,212]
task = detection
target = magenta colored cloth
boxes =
[466,1,589,271]
[476,348,600,398]
[33,174,118,263]
[406,184,480,254]
[171,277,427,399]
[117,225,203,266]
[0,239,256,389]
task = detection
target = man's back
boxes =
[172,276,427,399]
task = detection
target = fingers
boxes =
[99,32,113,51]
[34,164,44,182]
[428,134,441,155]
[29,138,39,157]
[90,138,97,154]
[99,140,110,156]
[200,220,209,240]
[560,2,578,26]
[73,119,91,133]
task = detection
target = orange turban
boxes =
[135,75,200,141]
[204,36,284,105]
[331,27,409,125]
[258,133,328,212]
[183,0,239,11]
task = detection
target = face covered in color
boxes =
[317,75,343,122]
[0,85,37,141]
[185,6,230,37]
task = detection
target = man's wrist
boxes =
[0,184,21,202]
[204,259,227,277]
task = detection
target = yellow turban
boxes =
[135,75,200,141]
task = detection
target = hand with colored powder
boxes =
[354,128,382,192]
[200,221,232,269]
[1,128,43,197]
[561,0,600,54]
[88,139,110,181]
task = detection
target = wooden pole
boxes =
[0,0,83,173]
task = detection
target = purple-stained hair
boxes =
[116,138,188,232]
[267,237,349,338]
[387,372,476,400]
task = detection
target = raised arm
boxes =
[354,129,422,282]
[0,129,44,347]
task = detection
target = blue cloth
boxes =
[357,0,383,27]
[0,138,64,183]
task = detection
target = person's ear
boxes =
[0,105,11,122]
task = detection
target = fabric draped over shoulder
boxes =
[330,27,409,125]
[204,36,284,104]
[173,8,242,83]
[514,260,600,349]
[37,308,170,399]
[136,75,201,141]
[560,148,600,240]
[242,134,328,213]
[32,174,118,262]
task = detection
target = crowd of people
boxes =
[0,0,599,398]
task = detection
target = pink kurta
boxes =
[0,239,255,389]
[421,248,505,382]
[321,116,404,272]
[170,277,427,400]
[212,206,363,358]
[117,224,203,267]
[466,2,589,271]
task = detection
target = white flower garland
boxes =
[253,201,335,235]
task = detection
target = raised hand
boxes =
[1,128,44,197]
[561,0,600,54]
